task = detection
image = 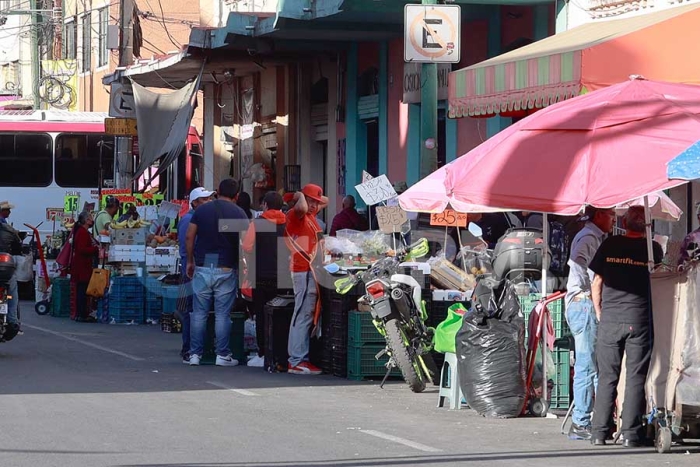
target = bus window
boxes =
[55,133,115,188]
[0,133,52,187]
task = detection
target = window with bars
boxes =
[98,8,108,67]
[81,13,92,72]
[63,20,77,60]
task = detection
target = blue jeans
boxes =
[190,267,238,358]
[7,273,18,324]
[179,271,192,358]
[288,272,317,367]
[566,299,599,427]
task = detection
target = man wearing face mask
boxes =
[285,184,328,375]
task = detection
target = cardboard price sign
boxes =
[355,175,398,206]
[376,206,408,234]
[430,209,467,227]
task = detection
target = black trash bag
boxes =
[472,277,521,323]
[457,311,527,418]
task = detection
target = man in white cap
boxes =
[176,187,213,363]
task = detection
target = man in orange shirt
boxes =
[285,184,328,375]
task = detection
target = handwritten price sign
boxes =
[355,175,398,206]
[430,209,467,227]
[376,206,409,234]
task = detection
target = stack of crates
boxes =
[346,310,401,380]
[108,277,145,323]
[50,277,71,318]
[160,284,181,332]
[519,293,571,410]
[321,282,363,377]
[144,276,164,323]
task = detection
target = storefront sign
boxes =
[430,209,467,227]
[355,175,398,206]
[376,206,409,234]
[402,62,451,104]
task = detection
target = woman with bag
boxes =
[70,211,99,322]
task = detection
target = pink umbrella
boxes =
[399,77,699,216]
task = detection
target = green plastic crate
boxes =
[200,311,247,365]
[50,277,71,317]
[347,344,402,381]
[519,294,569,339]
[347,310,383,344]
[548,348,572,410]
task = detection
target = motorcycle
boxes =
[335,238,437,393]
[0,252,19,342]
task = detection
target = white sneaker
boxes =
[247,355,265,368]
[189,354,201,366]
[215,355,239,367]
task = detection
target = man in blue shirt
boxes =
[565,206,616,440]
[176,187,213,363]
[186,179,249,366]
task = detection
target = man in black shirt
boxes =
[589,206,663,447]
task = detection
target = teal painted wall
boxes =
[487,6,508,138]
[345,43,360,192]
[407,103,421,185]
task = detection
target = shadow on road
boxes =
[112,445,700,466]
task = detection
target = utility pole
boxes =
[119,0,134,67]
[420,0,438,180]
[53,0,63,59]
[30,0,41,109]
[116,0,135,191]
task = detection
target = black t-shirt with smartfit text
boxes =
[588,235,663,325]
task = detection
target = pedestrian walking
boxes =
[185,179,249,367]
[285,184,328,375]
[177,187,214,363]
[0,200,21,329]
[564,207,616,440]
[589,206,663,447]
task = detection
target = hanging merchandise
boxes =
[457,307,527,418]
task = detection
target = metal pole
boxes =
[541,212,549,410]
[420,0,438,180]
[30,0,40,109]
[98,140,104,206]
[644,196,654,273]
[119,0,134,67]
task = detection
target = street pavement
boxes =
[0,301,698,467]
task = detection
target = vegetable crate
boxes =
[347,310,383,345]
[347,343,402,381]
[50,277,71,318]
[144,276,163,322]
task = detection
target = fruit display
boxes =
[111,219,152,229]
[147,233,178,248]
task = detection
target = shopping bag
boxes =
[433,302,469,354]
[56,232,73,272]
[86,268,110,298]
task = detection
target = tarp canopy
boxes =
[449,3,700,117]
[131,65,203,182]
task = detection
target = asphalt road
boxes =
[1,301,698,467]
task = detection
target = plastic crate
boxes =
[347,310,383,344]
[548,348,572,410]
[50,277,71,317]
[519,294,569,339]
[145,299,162,323]
[347,344,402,380]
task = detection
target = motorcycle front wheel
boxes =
[384,318,426,393]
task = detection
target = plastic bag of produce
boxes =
[457,311,527,418]
[434,303,468,354]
